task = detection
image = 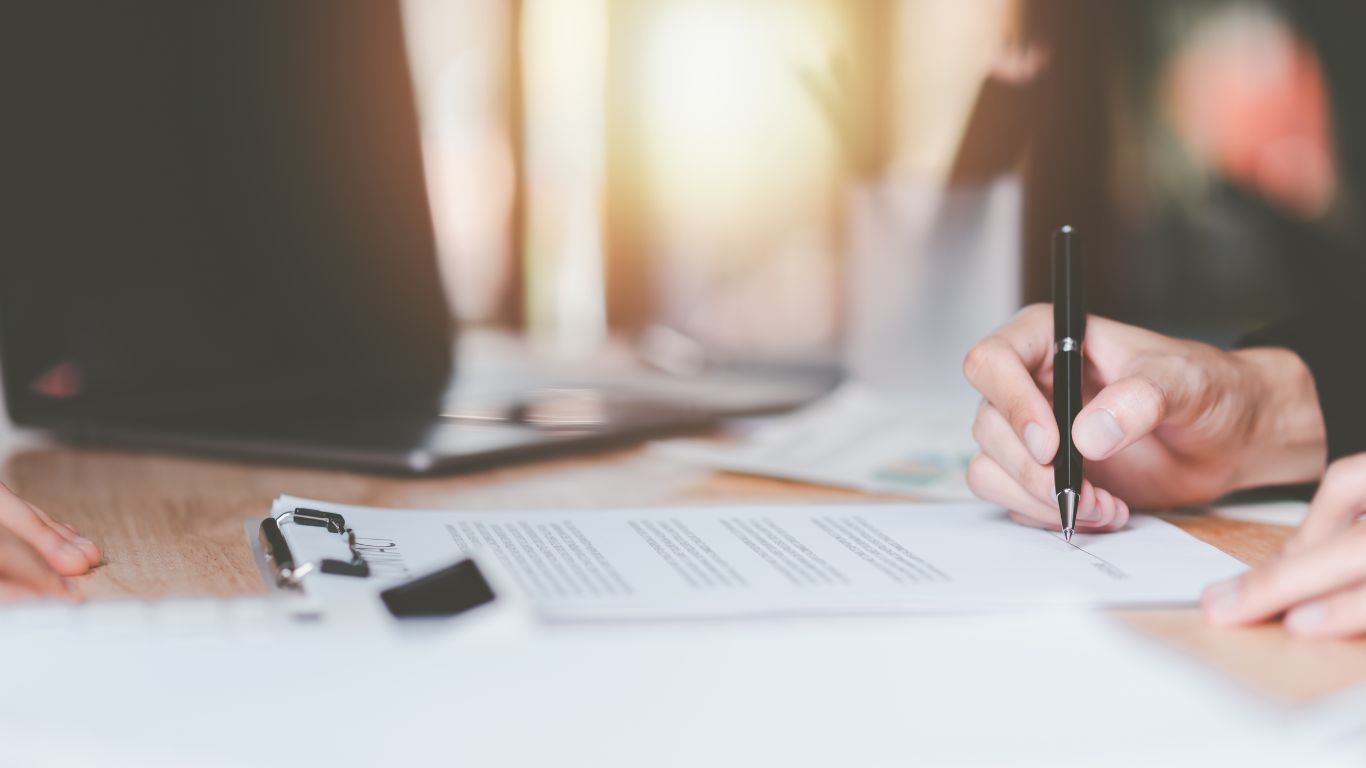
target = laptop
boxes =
[1,1,830,474]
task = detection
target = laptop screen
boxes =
[1,1,453,426]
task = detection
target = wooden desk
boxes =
[4,438,1364,703]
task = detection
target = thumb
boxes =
[1072,368,1186,460]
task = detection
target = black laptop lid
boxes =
[1,1,453,426]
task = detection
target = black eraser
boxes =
[380,558,496,618]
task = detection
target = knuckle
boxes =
[971,412,989,447]
[1024,463,1054,501]
[1326,455,1366,486]
[974,398,992,426]
[1121,374,1167,423]
[1184,355,1212,397]
[1237,566,1277,607]
[1281,532,1312,556]
[1004,392,1038,430]
[966,454,994,498]
[1320,461,1359,497]
[963,338,1004,385]
[1322,460,1347,488]
[1154,350,1209,395]
[972,402,1007,447]
[1315,600,1342,631]
[1014,303,1051,325]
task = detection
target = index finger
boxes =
[1284,455,1366,554]
[963,304,1057,464]
[1204,524,1366,626]
[0,527,74,601]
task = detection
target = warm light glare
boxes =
[892,0,1012,177]
[401,0,515,323]
[635,1,840,246]
[522,0,610,356]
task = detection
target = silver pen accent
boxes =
[1057,489,1079,543]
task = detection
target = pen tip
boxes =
[1057,490,1079,537]
[1063,528,1074,543]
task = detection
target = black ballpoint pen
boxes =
[1053,225,1084,542]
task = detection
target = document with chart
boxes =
[653,383,979,500]
[266,495,1247,620]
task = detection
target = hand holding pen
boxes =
[961,243,1326,532]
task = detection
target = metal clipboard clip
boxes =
[258,504,498,618]
[258,507,371,590]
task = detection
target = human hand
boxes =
[962,305,1327,532]
[0,481,101,601]
[1204,454,1366,638]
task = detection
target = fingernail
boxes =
[1203,579,1242,623]
[1074,408,1125,458]
[1023,422,1051,464]
[1079,503,1105,524]
[56,541,83,561]
[73,535,93,547]
[1286,602,1327,634]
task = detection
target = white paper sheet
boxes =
[653,382,978,500]
[268,494,1246,620]
[1209,500,1310,527]
[0,603,1361,768]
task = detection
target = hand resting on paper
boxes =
[1204,453,1366,639]
[961,304,1327,533]
[0,481,100,601]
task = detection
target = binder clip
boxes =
[259,507,372,589]
[260,507,497,619]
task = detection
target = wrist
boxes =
[1230,347,1327,490]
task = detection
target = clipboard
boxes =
[254,506,498,618]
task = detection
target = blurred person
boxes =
[0,482,100,601]
[966,3,1366,638]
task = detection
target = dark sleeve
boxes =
[1239,306,1366,462]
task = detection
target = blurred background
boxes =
[400,0,1366,385]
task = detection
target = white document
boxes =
[269,494,1246,620]
[1,604,1362,767]
[1210,500,1310,527]
[653,382,978,500]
